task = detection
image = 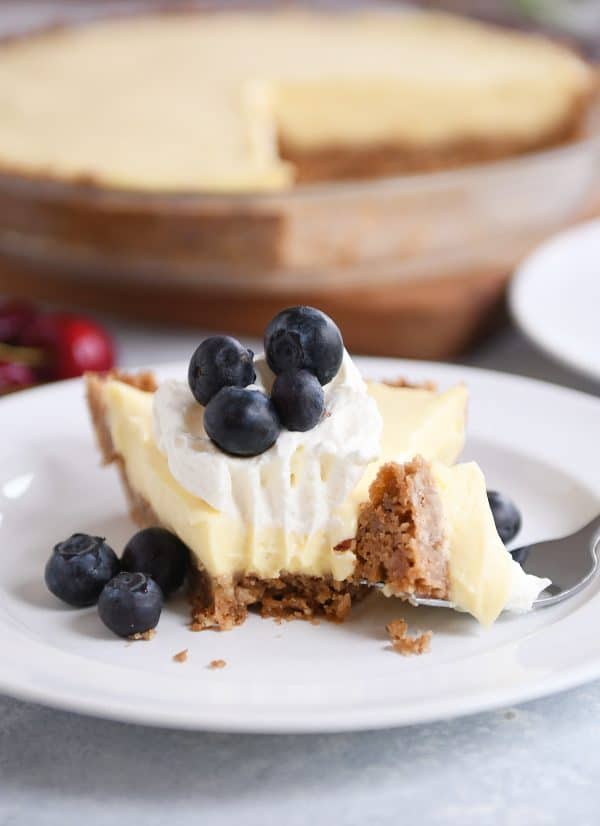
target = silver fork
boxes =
[361,515,600,610]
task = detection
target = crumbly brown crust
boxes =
[86,372,450,630]
[208,659,226,670]
[85,369,157,463]
[189,566,365,630]
[129,629,156,641]
[386,618,432,656]
[173,648,188,663]
[353,458,449,599]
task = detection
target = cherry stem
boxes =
[0,342,46,366]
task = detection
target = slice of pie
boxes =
[86,351,548,629]
[0,10,593,191]
[353,457,548,625]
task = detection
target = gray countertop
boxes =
[2,320,599,826]
[2,682,600,826]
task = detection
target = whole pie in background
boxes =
[0,8,594,193]
[0,6,596,360]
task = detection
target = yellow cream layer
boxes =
[102,378,467,579]
[359,381,467,498]
[432,462,542,625]
[0,11,591,191]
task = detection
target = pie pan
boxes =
[0,1,598,357]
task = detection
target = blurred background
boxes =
[0,0,599,395]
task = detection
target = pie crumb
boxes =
[173,648,188,663]
[208,658,226,670]
[386,619,431,656]
[128,628,156,641]
[190,618,220,632]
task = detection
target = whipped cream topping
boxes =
[504,563,551,614]
[153,351,382,540]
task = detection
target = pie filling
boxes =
[86,362,548,628]
[0,11,593,191]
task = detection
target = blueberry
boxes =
[271,369,325,432]
[487,490,522,544]
[44,533,120,607]
[188,336,255,406]
[121,527,189,597]
[264,306,343,386]
[204,386,280,456]
[98,572,163,638]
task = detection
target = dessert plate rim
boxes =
[510,217,600,384]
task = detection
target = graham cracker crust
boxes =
[85,371,449,630]
[353,458,449,599]
[86,369,157,465]
[189,566,366,631]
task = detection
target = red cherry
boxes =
[20,313,115,380]
[0,299,37,343]
[0,361,36,393]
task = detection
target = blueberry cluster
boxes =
[188,306,344,457]
[45,528,190,638]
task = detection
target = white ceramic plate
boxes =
[1,359,599,733]
[510,218,600,382]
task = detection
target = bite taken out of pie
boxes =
[0,8,594,191]
[85,308,549,630]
